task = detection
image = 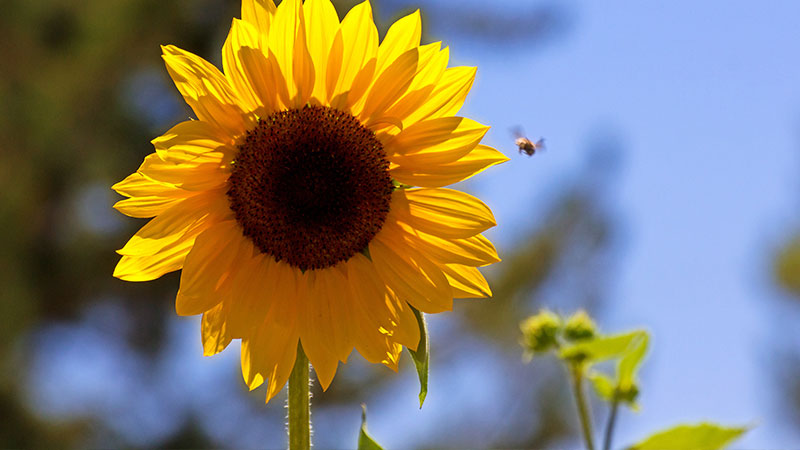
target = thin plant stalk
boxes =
[569,366,595,450]
[288,344,310,450]
[602,399,619,450]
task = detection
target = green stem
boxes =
[569,366,595,450]
[602,399,619,450]
[288,344,310,450]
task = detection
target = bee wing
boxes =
[535,138,546,150]
[510,126,525,139]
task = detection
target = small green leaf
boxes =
[628,423,749,450]
[588,371,615,402]
[618,332,648,391]
[358,404,385,450]
[559,331,643,364]
[407,306,429,408]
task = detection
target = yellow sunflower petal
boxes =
[394,221,501,267]
[137,153,229,192]
[310,268,354,362]
[264,332,301,402]
[201,301,233,356]
[238,46,291,112]
[152,120,235,165]
[176,220,245,316]
[263,260,302,329]
[385,116,489,166]
[269,0,314,107]
[113,193,228,280]
[328,1,377,104]
[441,264,492,298]
[369,234,452,314]
[114,240,194,282]
[161,45,251,136]
[389,292,423,351]
[373,43,448,129]
[391,144,509,188]
[358,47,419,121]
[223,19,265,114]
[112,172,184,198]
[114,196,188,219]
[346,254,399,328]
[304,0,340,102]
[116,191,228,257]
[223,252,273,338]
[241,316,299,402]
[297,272,340,390]
[391,188,496,239]
[340,57,377,112]
[112,172,195,219]
[344,255,419,348]
[351,308,401,370]
[403,65,476,125]
[241,0,276,41]
[325,31,344,103]
[376,10,421,75]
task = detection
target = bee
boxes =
[512,127,545,156]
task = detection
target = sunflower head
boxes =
[113,0,507,403]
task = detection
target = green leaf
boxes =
[358,404,385,450]
[407,306,429,408]
[559,331,643,364]
[587,371,615,402]
[628,423,749,450]
[617,332,648,391]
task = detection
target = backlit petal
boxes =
[392,188,497,239]
[391,144,509,188]
[223,19,266,114]
[394,222,501,267]
[116,191,229,257]
[161,45,251,136]
[385,117,489,166]
[175,220,245,316]
[376,10,421,75]
[403,65,476,125]
[269,0,314,106]
[241,315,299,403]
[152,120,235,165]
[441,264,492,298]
[201,301,233,356]
[369,233,452,314]
[241,0,276,42]
[138,153,229,192]
[328,1,377,104]
[304,0,340,102]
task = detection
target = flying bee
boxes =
[512,127,545,156]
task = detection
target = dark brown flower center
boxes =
[226,105,393,271]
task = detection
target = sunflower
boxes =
[113,0,506,403]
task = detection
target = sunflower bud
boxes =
[520,310,562,355]
[563,310,597,342]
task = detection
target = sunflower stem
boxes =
[288,344,310,450]
[569,365,595,450]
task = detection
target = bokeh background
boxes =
[2,0,800,448]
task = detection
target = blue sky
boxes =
[429,0,800,447]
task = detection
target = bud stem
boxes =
[569,365,595,450]
[602,399,619,450]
